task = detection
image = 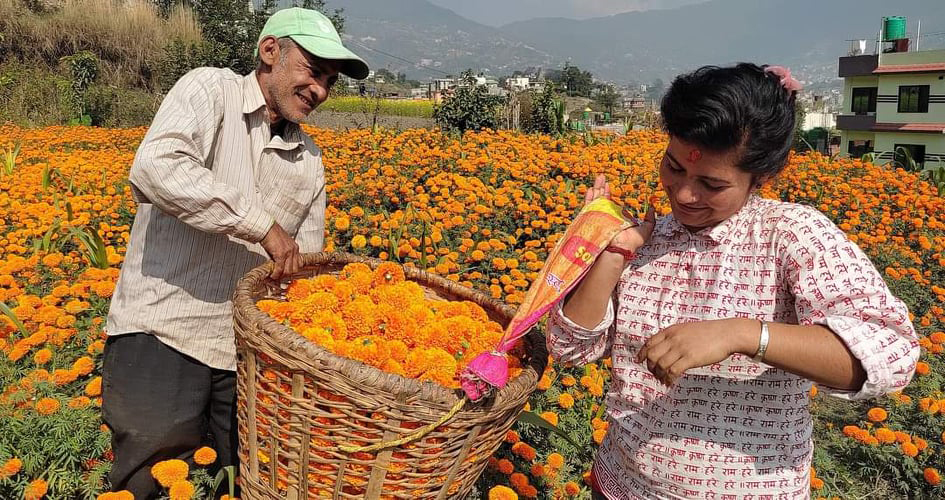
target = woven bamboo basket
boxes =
[233,252,547,499]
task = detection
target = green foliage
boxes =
[317,96,434,118]
[549,63,594,98]
[524,84,565,136]
[433,72,505,134]
[188,0,345,76]
[592,83,620,116]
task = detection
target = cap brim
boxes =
[290,35,370,80]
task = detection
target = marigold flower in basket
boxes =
[460,197,638,401]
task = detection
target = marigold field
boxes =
[0,125,944,499]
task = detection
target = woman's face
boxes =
[659,136,759,231]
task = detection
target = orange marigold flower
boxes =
[560,375,576,387]
[874,428,896,444]
[73,356,95,376]
[916,361,931,376]
[68,396,92,409]
[194,446,217,466]
[901,442,919,457]
[151,459,189,487]
[564,481,581,495]
[33,348,52,365]
[547,452,564,469]
[530,464,546,478]
[593,428,607,445]
[0,457,23,480]
[496,458,514,475]
[558,393,575,408]
[504,430,520,444]
[35,397,60,415]
[540,411,558,427]
[810,477,824,490]
[373,262,405,286]
[169,479,195,500]
[334,215,350,231]
[866,407,887,423]
[925,467,942,486]
[511,441,537,462]
[24,478,48,500]
[488,485,518,500]
[85,376,102,397]
[97,492,135,500]
[930,332,945,344]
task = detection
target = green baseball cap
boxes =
[256,7,369,80]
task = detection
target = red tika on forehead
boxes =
[688,149,702,162]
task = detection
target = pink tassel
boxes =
[460,351,509,401]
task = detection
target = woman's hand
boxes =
[635,318,757,386]
[584,174,656,255]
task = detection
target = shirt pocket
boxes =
[256,150,321,235]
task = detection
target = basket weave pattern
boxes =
[233,252,547,499]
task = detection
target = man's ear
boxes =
[258,35,281,67]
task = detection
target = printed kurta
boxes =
[548,196,918,499]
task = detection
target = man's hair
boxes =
[256,36,298,69]
[660,63,797,180]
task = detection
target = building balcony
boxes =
[836,114,876,131]
[838,54,879,77]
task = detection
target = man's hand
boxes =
[635,318,757,386]
[260,223,301,280]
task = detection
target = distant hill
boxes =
[322,0,554,79]
[320,0,945,84]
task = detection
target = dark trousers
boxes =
[102,333,238,499]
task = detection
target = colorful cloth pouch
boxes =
[460,198,638,401]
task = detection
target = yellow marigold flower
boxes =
[0,457,23,480]
[866,407,888,423]
[558,393,575,409]
[547,452,564,469]
[349,206,365,217]
[488,485,518,500]
[193,446,217,466]
[35,397,60,415]
[85,376,102,397]
[151,459,189,487]
[169,480,195,500]
[351,235,367,249]
[24,478,48,500]
[369,235,383,247]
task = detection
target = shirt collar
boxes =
[660,195,765,244]
[242,72,305,151]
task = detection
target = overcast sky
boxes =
[426,0,710,27]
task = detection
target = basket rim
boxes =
[233,251,546,410]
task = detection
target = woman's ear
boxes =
[257,36,281,67]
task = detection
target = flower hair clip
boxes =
[764,65,803,93]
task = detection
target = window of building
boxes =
[851,87,877,114]
[898,85,930,113]
[848,140,873,158]
[894,143,926,168]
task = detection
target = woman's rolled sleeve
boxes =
[546,299,615,366]
[784,208,919,400]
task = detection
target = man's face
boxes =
[266,42,340,123]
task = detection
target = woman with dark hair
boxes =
[549,63,918,499]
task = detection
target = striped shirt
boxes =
[106,67,327,370]
[548,196,918,499]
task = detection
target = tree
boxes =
[593,84,620,116]
[433,71,505,134]
[183,0,345,77]
[525,83,565,136]
[549,63,593,98]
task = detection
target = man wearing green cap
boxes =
[102,8,367,498]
